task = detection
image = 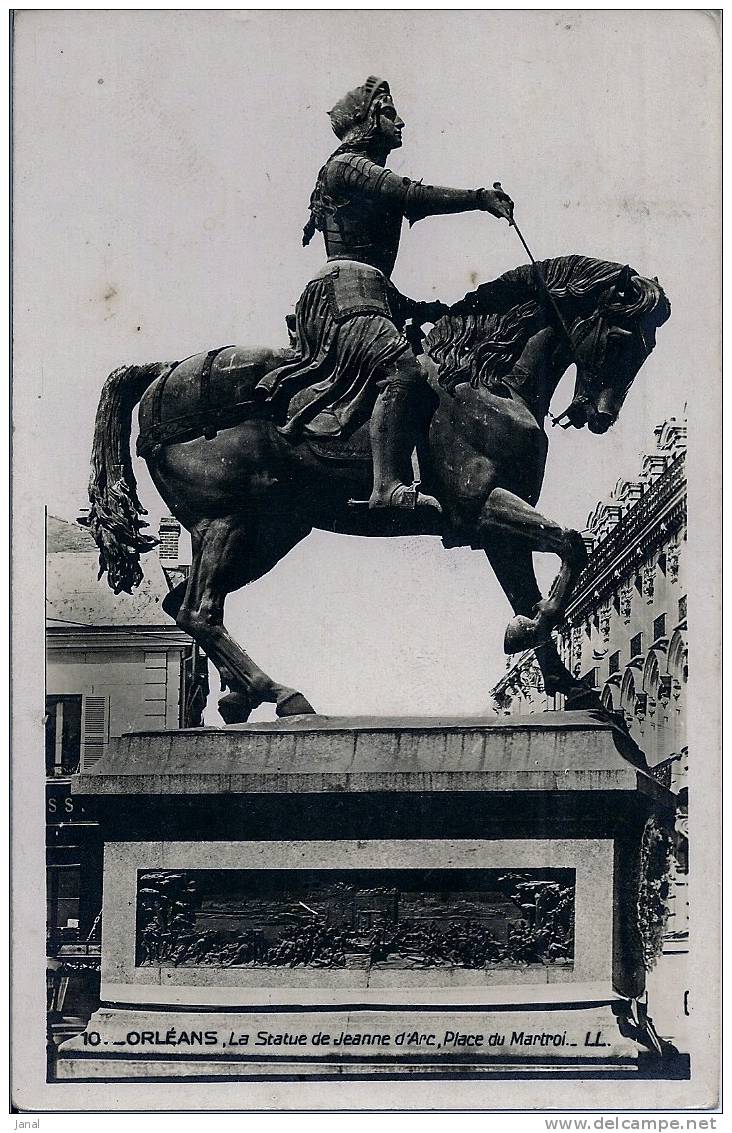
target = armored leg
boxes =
[368,360,441,513]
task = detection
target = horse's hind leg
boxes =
[176,514,315,723]
[478,486,587,655]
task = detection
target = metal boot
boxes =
[367,380,442,513]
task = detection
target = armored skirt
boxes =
[256,260,412,439]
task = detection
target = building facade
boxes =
[490,416,687,768]
[488,416,688,1036]
[45,514,208,974]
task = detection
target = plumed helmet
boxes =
[328,76,391,140]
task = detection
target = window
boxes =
[45,695,82,777]
[582,667,598,688]
[678,595,687,621]
[657,552,667,576]
[653,613,666,641]
[630,632,643,659]
[613,593,620,615]
[634,574,643,596]
[47,864,81,949]
[80,695,110,771]
[609,651,620,675]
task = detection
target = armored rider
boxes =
[256,77,513,515]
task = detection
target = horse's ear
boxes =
[615,264,634,294]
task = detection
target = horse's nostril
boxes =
[566,406,588,428]
[588,413,613,434]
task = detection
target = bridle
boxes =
[494,202,659,430]
[548,277,649,429]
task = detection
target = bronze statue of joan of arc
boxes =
[255,76,514,516]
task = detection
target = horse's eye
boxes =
[605,329,634,358]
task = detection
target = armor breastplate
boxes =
[322,197,403,278]
[312,151,485,277]
[319,153,409,278]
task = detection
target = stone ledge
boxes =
[75,769,663,798]
[126,711,623,735]
[73,712,668,804]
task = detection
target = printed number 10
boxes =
[82,1031,101,1046]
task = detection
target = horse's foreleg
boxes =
[484,535,600,708]
[477,487,587,655]
[176,515,315,723]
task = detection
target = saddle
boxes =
[136,343,372,464]
[136,344,289,459]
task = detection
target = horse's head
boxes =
[425,256,671,429]
[558,266,671,434]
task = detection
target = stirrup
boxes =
[385,482,421,510]
[349,482,442,513]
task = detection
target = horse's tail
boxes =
[82,362,170,595]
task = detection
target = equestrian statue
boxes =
[83,77,671,724]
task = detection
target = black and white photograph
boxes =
[10,9,720,1115]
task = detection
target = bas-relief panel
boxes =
[135,868,576,973]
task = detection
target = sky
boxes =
[14,10,719,721]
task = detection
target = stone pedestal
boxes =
[56,712,688,1080]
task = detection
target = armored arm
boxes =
[403,183,486,223]
[326,154,512,222]
[404,181,513,224]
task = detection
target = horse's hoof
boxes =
[504,615,539,654]
[276,690,316,717]
[564,684,602,712]
[218,689,254,724]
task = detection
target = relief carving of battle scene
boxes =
[136,869,575,972]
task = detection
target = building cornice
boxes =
[46,624,192,651]
[490,649,537,696]
[566,453,686,624]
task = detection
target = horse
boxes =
[83,254,670,724]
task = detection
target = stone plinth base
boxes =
[57,1002,689,1080]
[56,713,687,1081]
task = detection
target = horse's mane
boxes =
[424,254,670,392]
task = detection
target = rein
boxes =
[493,190,637,429]
[548,280,641,429]
[492,185,600,426]
[549,314,608,429]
